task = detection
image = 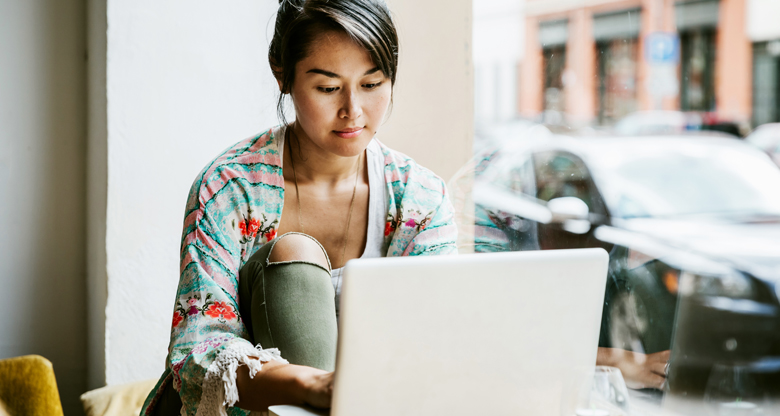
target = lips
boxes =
[334,127,364,139]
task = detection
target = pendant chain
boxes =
[288,131,361,269]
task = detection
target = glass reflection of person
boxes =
[141,1,458,414]
[472,158,670,391]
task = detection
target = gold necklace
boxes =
[288,130,361,269]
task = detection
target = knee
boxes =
[268,233,330,271]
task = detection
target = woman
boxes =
[141,0,458,414]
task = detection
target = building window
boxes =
[596,40,638,123]
[539,19,568,113]
[680,29,716,111]
[675,0,719,112]
[752,41,780,126]
[593,9,640,124]
[543,45,567,112]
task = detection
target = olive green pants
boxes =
[153,233,338,415]
[237,232,338,371]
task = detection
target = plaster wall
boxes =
[0,0,87,413]
[564,9,596,124]
[383,0,473,180]
[98,0,473,384]
[100,0,280,384]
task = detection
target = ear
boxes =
[270,63,285,92]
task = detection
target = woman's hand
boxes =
[236,360,334,410]
[298,370,334,408]
[597,347,670,390]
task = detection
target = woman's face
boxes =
[289,30,392,158]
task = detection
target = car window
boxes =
[533,151,595,209]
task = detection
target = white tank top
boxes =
[331,138,388,317]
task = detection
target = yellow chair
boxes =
[0,355,64,416]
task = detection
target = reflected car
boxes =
[614,111,742,138]
[746,122,780,167]
[614,111,701,136]
[470,134,780,394]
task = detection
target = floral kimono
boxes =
[141,127,458,415]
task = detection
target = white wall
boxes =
[0,0,87,414]
[92,0,473,385]
[96,0,281,385]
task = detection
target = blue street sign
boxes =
[645,32,679,64]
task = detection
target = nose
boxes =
[339,89,362,120]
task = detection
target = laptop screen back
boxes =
[332,248,609,416]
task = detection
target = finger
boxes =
[649,361,668,377]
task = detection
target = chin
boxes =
[330,143,369,158]
[327,133,373,157]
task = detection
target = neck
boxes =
[287,123,362,184]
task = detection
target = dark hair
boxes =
[269,0,399,126]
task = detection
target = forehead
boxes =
[297,30,377,75]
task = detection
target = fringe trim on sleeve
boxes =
[195,342,288,416]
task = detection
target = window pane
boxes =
[467,1,780,413]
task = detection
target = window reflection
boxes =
[597,39,638,123]
[543,45,566,113]
[471,0,780,413]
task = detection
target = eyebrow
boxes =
[306,67,381,78]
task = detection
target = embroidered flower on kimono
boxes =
[239,218,261,238]
[265,229,277,241]
[172,311,184,328]
[204,301,237,321]
[184,298,199,316]
[384,221,393,237]
[404,218,417,227]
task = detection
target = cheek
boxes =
[293,93,331,125]
[367,90,392,120]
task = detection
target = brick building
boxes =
[517,0,780,127]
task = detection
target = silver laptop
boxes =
[270,248,608,416]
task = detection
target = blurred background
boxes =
[475,0,780,133]
[468,0,780,413]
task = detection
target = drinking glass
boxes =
[703,363,766,416]
[561,366,631,416]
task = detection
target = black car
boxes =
[465,134,780,395]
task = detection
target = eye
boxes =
[317,86,339,93]
[363,81,383,90]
